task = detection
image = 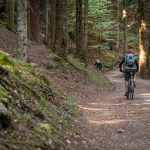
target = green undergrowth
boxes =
[0,50,79,149]
[93,46,117,71]
[68,56,109,87]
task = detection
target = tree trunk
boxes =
[6,0,15,30]
[123,0,127,54]
[29,0,40,44]
[50,0,56,50]
[138,0,150,78]
[76,0,83,57]
[82,0,88,62]
[45,0,50,45]
[116,0,120,50]
[53,0,68,60]
[17,0,27,60]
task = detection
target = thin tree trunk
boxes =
[54,0,68,60]
[50,0,56,50]
[45,0,49,45]
[83,0,88,62]
[123,0,127,54]
[6,0,15,30]
[17,0,27,60]
[116,0,120,50]
[29,0,40,44]
[76,0,83,57]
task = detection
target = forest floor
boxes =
[1,26,150,150]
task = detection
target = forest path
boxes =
[63,70,150,150]
[1,26,150,149]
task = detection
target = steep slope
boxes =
[0,26,110,150]
[0,50,78,150]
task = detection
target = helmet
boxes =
[127,49,134,54]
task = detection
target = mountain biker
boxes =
[94,58,103,70]
[119,49,139,96]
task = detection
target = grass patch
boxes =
[39,123,54,134]
[0,85,9,98]
[68,56,107,86]
[17,113,32,123]
[0,51,15,67]
[50,53,61,62]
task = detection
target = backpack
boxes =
[124,54,135,67]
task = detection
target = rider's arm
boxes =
[135,60,139,72]
[119,57,125,69]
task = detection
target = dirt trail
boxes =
[63,70,150,150]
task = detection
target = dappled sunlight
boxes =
[78,105,109,111]
[87,102,126,106]
[137,93,150,102]
[140,93,150,96]
[89,119,132,125]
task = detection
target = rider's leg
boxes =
[125,81,128,91]
[124,72,130,96]
[132,73,136,87]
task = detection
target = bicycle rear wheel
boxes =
[129,89,134,100]
[127,77,134,100]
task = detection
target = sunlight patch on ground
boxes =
[87,102,126,106]
[78,105,109,111]
[135,93,150,102]
[89,119,132,125]
[141,93,150,96]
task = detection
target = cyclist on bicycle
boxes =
[119,49,139,96]
[94,58,103,70]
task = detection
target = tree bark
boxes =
[45,0,50,45]
[138,0,150,78]
[29,0,40,44]
[53,0,68,60]
[6,0,15,30]
[17,0,27,60]
[49,0,57,50]
[123,0,127,54]
[116,0,120,50]
[82,0,88,62]
[76,0,83,57]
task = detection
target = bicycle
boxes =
[126,72,135,100]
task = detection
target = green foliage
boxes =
[50,53,61,62]
[39,75,50,85]
[127,33,138,48]
[0,85,9,99]
[39,123,54,134]
[14,70,22,78]
[99,49,116,70]
[38,97,46,110]
[18,113,32,123]
[68,57,108,86]
[94,43,110,50]
[0,51,15,67]
[89,0,115,40]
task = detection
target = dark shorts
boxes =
[96,63,102,69]
[124,72,135,81]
